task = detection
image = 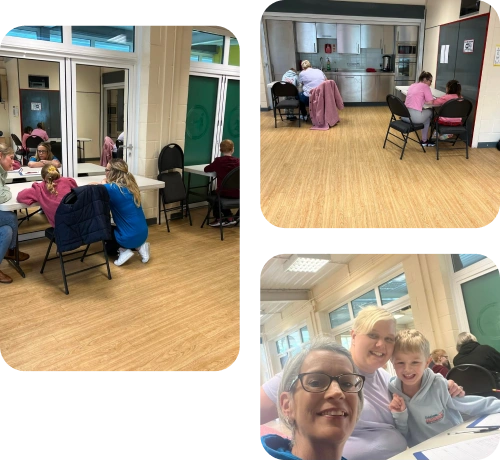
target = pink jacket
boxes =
[31,128,49,141]
[17,177,78,227]
[100,136,115,166]
[431,93,461,125]
[309,80,344,130]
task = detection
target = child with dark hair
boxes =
[21,126,33,151]
[431,79,463,140]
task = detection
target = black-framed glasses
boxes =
[289,372,365,393]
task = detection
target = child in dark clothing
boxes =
[204,139,240,227]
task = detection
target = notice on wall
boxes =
[31,102,42,111]
[494,45,500,66]
[440,45,449,64]
[464,39,474,53]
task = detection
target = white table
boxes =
[48,137,92,162]
[5,164,106,183]
[184,164,216,205]
[395,86,446,109]
[389,417,500,459]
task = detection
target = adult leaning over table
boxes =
[298,60,326,122]
[260,306,466,459]
[261,336,364,460]
[0,143,30,284]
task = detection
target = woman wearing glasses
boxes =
[28,142,61,168]
[261,307,465,459]
[261,337,364,460]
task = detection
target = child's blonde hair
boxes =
[430,348,447,363]
[220,139,234,154]
[35,142,55,161]
[352,306,395,335]
[394,329,430,358]
[41,164,61,195]
[106,158,141,207]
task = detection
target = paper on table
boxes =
[468,413,500,428]
[413,433,500,460]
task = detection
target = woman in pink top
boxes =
[402,71,435,146]
[17,164,77,227]
[431,80,462,139]
[31,122,49,141]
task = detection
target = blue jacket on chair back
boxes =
[54,185,112,253]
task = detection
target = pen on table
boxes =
[448,426,500,435]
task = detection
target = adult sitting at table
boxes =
[28,142,61,168]
[430,348,451,377]
[17,165,77,227]
[261,336,364,460]
[454,332,500,382]
[21,126,33,151]
[0,143,30,284]
[31,122,49,141]
[401,71,435,147]
[298,60,327,122]
[260,306,466,459]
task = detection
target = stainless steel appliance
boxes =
[395,58,417,82]
[396,42,417,59]
[382,55,392,72]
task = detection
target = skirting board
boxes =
[477,142,499,148]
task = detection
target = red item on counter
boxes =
[366,68,376,72]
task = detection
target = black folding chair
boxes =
[25,135,45,159]
[434,98,473,160]
[383,95,426,159]
[11,133,27,164]
[446,364,499,399]
[271,82,301,128]
[157,143,192,232]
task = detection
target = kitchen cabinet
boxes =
[383,25,394,54]
[361,76,378,102]
[337,75,361,102]
[316,23,336,38]
[296,22,317,53]
[361,25,383,49]
[337,24,360,54]
[377,74,395,101]
[396,25,418,42]
[266,20,297,82]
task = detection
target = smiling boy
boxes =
[388,329,500,448]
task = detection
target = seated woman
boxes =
[298,60,326,122]
[28,142,61,168]
[261,336,364,460]
[17,165,77,227]
[21,126,33,151]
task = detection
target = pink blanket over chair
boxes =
[309,80,344,130]
[100,136,115,166]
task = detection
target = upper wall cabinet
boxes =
[337,24,360,54]
[296,22,318,53]
[316,23,336,39]
[383,25,395,54]
[396,25,419,42]
[360,25,383,49]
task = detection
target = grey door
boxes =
[266,20,297,81]
[435,22,460,93]
[454,15,488,142]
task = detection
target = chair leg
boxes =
[40,238,55,274]
[436,135,440,160]
[383,124,391,148]
[201,204,212,228]
[80,244,91,262]
[58,250,69,295]
[273,105,277,128]
[219,201,224,241]
[465,132,469,159]
[102,241,112,280]
[400,132,409,160]
[158,191,162,225]
[185,200,192,226]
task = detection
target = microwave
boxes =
[396,42,417,58]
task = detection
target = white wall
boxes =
[76,65,100,160]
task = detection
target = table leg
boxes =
[6,232,26,278]
[185,173,192,217]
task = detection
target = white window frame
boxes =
[274,324,311,370]
[447,256,498,333]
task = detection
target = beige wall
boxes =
[0,66,9,146]
[76,65,100,160]
[424,0,499,147]
[18,59,59,90]
[261,254,460,378]
[5,58,20,143]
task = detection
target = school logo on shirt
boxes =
[425,410,444,424]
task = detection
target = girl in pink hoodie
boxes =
[431,80,462,140]
[17,165,78,227]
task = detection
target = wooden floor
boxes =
[261,107,500,228]
[0,208,239,371]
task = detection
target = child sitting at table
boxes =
[431,79,462,140]
[28,142,61,168]
[282,68,299,121]
[17,165,77,227]
[388,329,500,448]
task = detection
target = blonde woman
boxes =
[102,159,150,266]
[17,165,77,227]
[1,143,30,283]
[260,306,466,459]
[28,142,61,168]
[298,60,326,121]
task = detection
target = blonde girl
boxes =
[102,158,150,266]
[28,142,61,168]
[17,164,77,227]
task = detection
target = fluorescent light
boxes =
[108,34,127,44]
[393,314,404,319]
[284,254,330,273]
